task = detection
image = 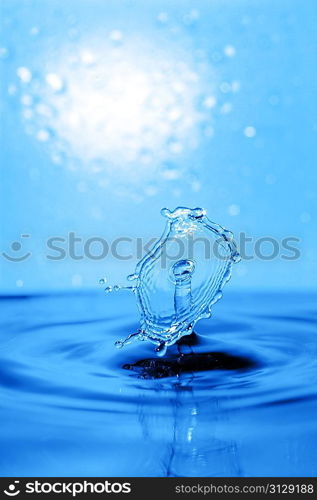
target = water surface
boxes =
[0,290,316,477]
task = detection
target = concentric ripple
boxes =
[0,291,317,476]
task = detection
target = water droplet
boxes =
[45,73,64,92]
[155,342,167,357]
[36,129,50,142]
[231,80,241,93]
[80,49,95,65]
[17,66,32,83]
[127,274,138,281]
[224,45,236,57]
[203,96,216,109]
[168,107,182,121]
[244,126,256,138]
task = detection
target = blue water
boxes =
[114,206,240,356]
[1,290,317,477]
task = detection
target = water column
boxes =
[172,259,195,318]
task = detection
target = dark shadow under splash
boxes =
[123,333,258,379]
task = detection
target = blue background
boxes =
[1,0,317,479]
[1,0,316,291]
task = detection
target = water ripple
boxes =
[1,291,317,476]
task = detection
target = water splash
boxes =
[110,207,240,356]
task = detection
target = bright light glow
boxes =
[17,37,218,189]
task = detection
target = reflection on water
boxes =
[0,290,317,476]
